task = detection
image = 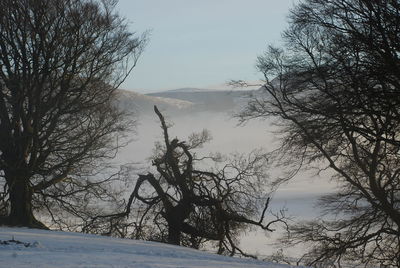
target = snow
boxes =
[117,89,194,111]
[163,88,213,93]
[0,227,303,268]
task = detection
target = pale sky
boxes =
[116,0,297,92]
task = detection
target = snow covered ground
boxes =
[0,227,304,268]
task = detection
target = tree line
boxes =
[1,0,399,267]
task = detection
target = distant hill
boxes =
[146,88,257,113]
[115,89,194,115]
[114,87,262,116]
[163,87,214,93]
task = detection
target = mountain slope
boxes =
[116,89,194,115]
[0,227,302,268]
[162,87,213,93]
[146,89,255,113]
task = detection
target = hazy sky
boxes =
[116,0,297,92]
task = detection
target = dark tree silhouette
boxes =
[0,0,146,228]
[235,0,400,266]
[131,106,285,257]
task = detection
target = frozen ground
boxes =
[0,227,305,268]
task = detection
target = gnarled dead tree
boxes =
[131,106,285,257]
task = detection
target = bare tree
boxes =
[129,106,285,257]
[235,0,400,266]
[0,0,146,228]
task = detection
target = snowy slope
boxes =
[115,88,258,115]
[161,87,213,93]
[116,89,194,115]
[0,227,302,268]
[146,88,255,112]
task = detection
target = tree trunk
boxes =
[167,224,181,245]
[7,179,46,228]
[166,203,191,245]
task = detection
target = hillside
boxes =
[146,88,256,112]
[0,227,302,268]
[115,88,261,115]
[116,89,194,115]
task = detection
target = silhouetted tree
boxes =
[131,106,285,257]
[235,0,400,266]
[0,0,146,228]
